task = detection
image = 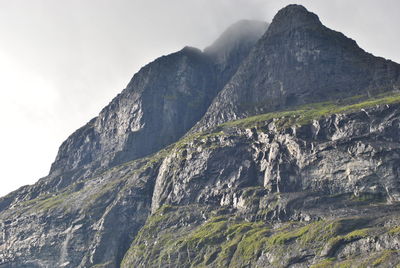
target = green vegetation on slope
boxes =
[220,92,400,129]
[121,201,400,268]
[11,92,400,266]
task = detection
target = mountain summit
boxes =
[268,4,322,33]
[195,4,400,130]
[1,4,400,268]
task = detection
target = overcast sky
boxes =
[0,0,399,197]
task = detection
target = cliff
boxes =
[1,5,400,268]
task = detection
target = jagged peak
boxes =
[267,4,322,35]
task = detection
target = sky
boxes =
[0,0,399,197]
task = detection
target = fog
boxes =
[0,0,399,197]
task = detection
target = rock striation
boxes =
[1,4,400,268]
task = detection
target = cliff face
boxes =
[49,20,268,180]
[0,20,267,268]
[194,5,400,131]
[1,5,400,268]
[34,20,267,195]
[50,47,217,177]
[122,98,400,267]
[0,158,157,268]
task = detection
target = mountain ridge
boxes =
[1,4,400,268]
[46,20,267,187]
[192,4,400,132]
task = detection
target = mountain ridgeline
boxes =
[194,5,400,131]
[47,20,267,188]
[1,4,400,268]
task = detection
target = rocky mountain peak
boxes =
[3,5,400,268]
[41,19,266,192]
[268,4,322,34]
[193,5,400,131]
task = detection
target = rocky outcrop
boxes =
[122,97,400,267]
[0,156,158,268]
[1,4,400,268]
[194,4,400,131]
[3,93,400,268]
[151,99,400,213]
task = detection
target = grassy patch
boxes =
[28,190,74,212]
[122,205,381,268]
[351,192,386,204]
[231,222,270,264]
[268,224,311,245]
[310,258,335,268]
[324,228,371,257]
[220,92,400,130]
[183,216,228,247]
[388,226,400,235]
[372,250,400,266]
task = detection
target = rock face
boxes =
[50,47,217,177]
[0,19,267,268]
[122,99,400,267]
[0,156,158,268]
[49,20,267,180]
[152,103,400,212]
[1,4,400,268]
[194,4,400,131]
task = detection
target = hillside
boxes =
[1,5,400,268]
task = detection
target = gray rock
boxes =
[1,4,400,268]
[0,19,267,268]
[194,4,400,131]
[122,102,400,268]
[47,20,266,191]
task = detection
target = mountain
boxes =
[1,4,400,268]
[45,20,267,192]
[194,4,400,131]
[122,96,400,268]
[0,19,267,268]
[50,47,217,176]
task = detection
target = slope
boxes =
[0,20,267,268]
[1,4,400,268]
[195,4,400,131]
